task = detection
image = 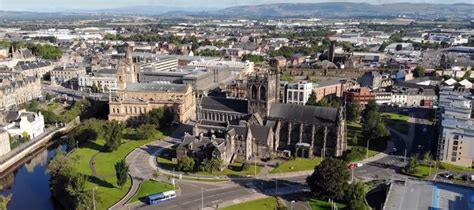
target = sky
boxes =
[0,0,471,12]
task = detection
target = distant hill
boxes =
[165,2,474,19]
[1,2,472,19]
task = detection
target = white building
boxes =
[436,87,474,168]
[78,69,118,93]
[2,110,45,139]
[188,60,254,76]
[0,129,10,157]
[285,81,313,105]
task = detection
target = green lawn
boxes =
[439,162,474,172]
[347,121,362,146]
[309,198,346,210]
[381,113,410,134]
[270,158,322,173]
[71,132,165,209]
[409,165,433,178]
[128,180,174,204]
[157,149,263,177]
[196,162,263,177]
[221,197,280,210]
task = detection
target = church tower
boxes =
[247,70,277,118]
[117,44,137,85]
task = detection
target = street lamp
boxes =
[366,139,370,159]
[92,186,98,210]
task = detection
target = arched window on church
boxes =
[260,85,266,100]
[251,85,258,99]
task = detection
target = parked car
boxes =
[440,173,454,180]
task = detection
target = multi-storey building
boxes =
[285,81,313,105]
[108,47,196,123]
[51,65,86,84]
[436,87,474,168]
[0,75,42,110]
[78,69,118,93]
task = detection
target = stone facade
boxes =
[0,75,42,111]
[267,104,347,158]
[108,46,196,123]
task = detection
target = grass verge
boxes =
[128,180,174,204]
[270,157,322,173]
[309,198,346,210]
[221,197,280,210]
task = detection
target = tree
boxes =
[200,158,223,173]
[361,100,389,141]
[115,159,129,188]
[423,152,432,165]
[144,108,164,129]
[48,150,96,209]
[405,154,419,174]
[177,156,195,172]
[413,66,426,78]
[0,195,11,210]
[306,158,350,200]
[346,102,361,122]
[104,120,124,152]
[136,124,157,140]
[462,70,471,80]
[306,92,318,106]
[242,54,264,64]
[346,182,368,210]
[22,131,30,141]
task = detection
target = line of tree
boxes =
[0,41,63,60]
[48,150,98,210]
[242,54,264,64]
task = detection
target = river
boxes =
[0,143,66,210]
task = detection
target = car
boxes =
[440,173,454,180]
[356,163,364,167]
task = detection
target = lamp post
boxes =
[366,139,370,159]
[92,187,97,210]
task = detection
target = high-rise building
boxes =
[436,87,474,168]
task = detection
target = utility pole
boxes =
[254,156,257,177]
[201,187,204,210]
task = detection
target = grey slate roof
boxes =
[200,97,248,114]
[268,103,339,124]
[250,125,271,145]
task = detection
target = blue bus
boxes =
[147,190,177,205]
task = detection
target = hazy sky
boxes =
[0,0,471,11]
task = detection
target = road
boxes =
[138,175,309,210]
[126,108,439,210]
